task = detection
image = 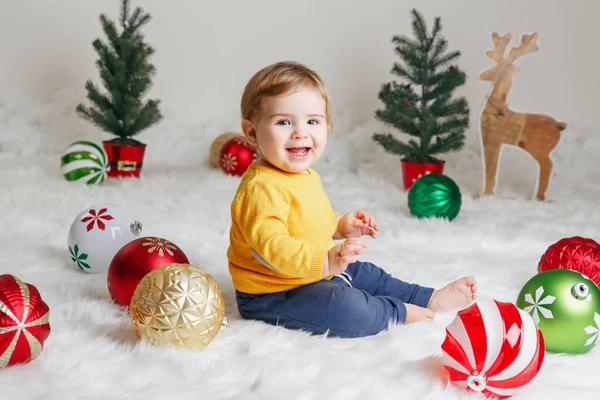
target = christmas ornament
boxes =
[107,237,189,307]
[67,204,142,274]
[480,32,565,201]
[0,275,51,368]
[130,263,228,350]
[219,136,258,176]
[407,173,461,221]
[441,300,544,398]
[60,140,109,184]
[516,269,600,354]
[210,132,242,167]
[538,236,600,287]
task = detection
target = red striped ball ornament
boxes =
[0,275,51,368]
[441,300,545,398]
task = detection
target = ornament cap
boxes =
[129,220,143,234]
[571,282,590,300]
[221,316,230,332]
[467,371,487,392]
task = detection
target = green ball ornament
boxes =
[516,269,600,354]
[407,174,461,221]
[60,140,109,184]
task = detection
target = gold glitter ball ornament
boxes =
[130,263,228,350]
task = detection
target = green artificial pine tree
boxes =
[76,0,162,146]
[373,9,469,163]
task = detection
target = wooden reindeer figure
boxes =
[480,32,566,201]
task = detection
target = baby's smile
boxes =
[286,147,311,159]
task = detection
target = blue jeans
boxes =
[235,261,434,338]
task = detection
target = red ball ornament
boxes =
[0,274,51,368]
[441,300,544,398]
[107,237,190,307]
[219,136,258,176]
[538,236,600,286]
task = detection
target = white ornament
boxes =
[67,204,143,274]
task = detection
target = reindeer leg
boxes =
[482,141,502,196]
[533,155,553,201]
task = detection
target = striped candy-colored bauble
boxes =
[441,300,545,398]
[60,140,109,184]
[0,274,51,369]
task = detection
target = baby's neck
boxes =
[256,158,309,174]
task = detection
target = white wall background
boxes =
[0,0,596,138]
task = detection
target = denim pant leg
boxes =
[235,279,407,338]
[339,261,434,308]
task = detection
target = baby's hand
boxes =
[404,304,435,324]
[338,211,379,239]
[326,238,367,276]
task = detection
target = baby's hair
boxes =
[241,61,332,131]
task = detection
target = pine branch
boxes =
[427,131,465,155]
[429,38,448,66]
[373,133,420,157]
[411,9,429,46]
[431,50,460,68]
[391,63,418,83]
[430,17,442,42]
[99,15,120,55]
[120,0,130,28]
[128,100,163,135]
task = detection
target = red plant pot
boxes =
[103,141,146,178]
[401,160,445,190]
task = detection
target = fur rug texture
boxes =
[1,91,600,399]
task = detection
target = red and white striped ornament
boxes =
[441,300,545,398]
[0,274,51,368]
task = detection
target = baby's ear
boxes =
[241,119,258,147]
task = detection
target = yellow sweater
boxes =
[227,163,338,294]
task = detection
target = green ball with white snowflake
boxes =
[60,140,109,184]
[516,269,600,354]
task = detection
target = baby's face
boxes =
[246,89,328,174]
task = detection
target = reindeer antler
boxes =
[507,32,539,63]
[485,32,512,63]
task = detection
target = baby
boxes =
[226,61,477,338]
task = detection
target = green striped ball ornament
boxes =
[61,140,109,184]
[407,173,462,221]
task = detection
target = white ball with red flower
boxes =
[67,204,143,274]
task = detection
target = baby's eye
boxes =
[307,119,319,125]
[276,120,290,126]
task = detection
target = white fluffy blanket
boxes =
[1,93,599,399]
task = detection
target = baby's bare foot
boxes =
[405,303,435,324]
[427,276,477,313]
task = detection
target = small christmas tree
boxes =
[373,9,469,163]
[76,0,162,146]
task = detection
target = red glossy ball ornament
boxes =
[219,136,258,176]
[0,274,51,368]
[107,237,190,307]
[538,236,600,286]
